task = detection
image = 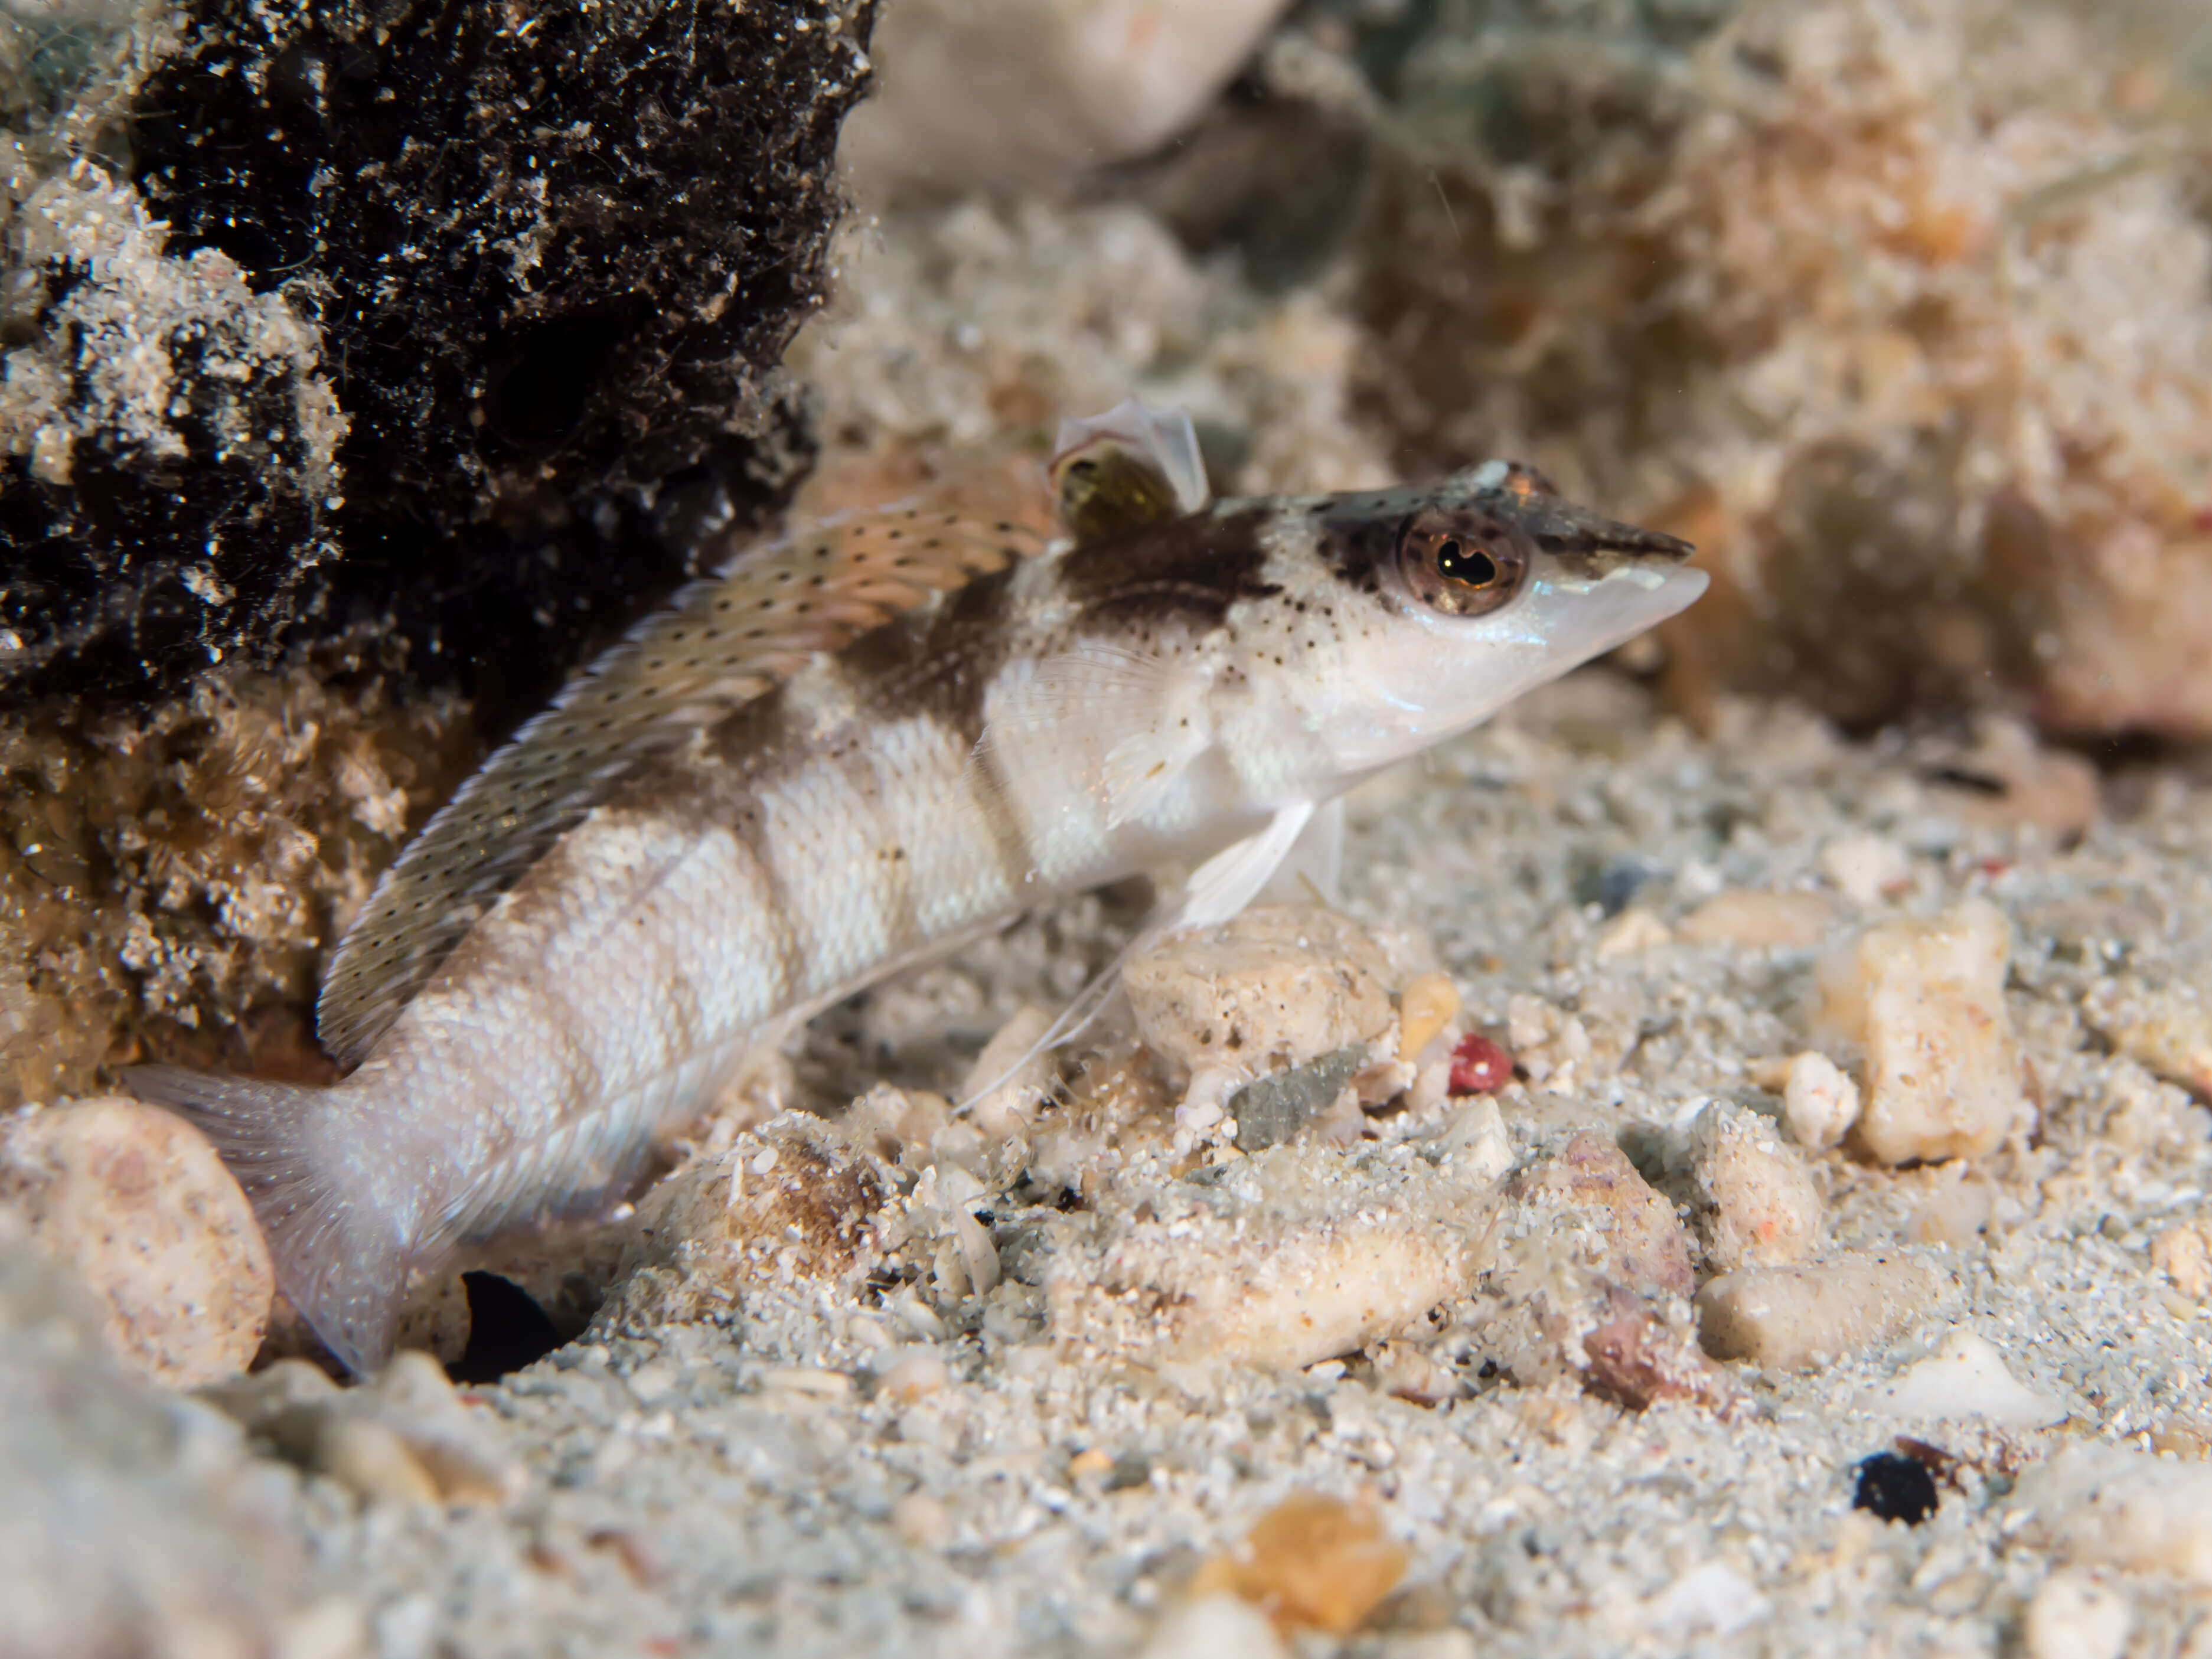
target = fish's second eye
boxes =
[1399,510,1527,617]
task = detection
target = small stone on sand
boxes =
[1678,890,1833,949]
[1781,1051,1862,1151]
[1873,1328,2066,1428]
[1815,899,2027,1164]
[2012,1445,2212,1586]
[1189,1491,1407,1637]
[1125,906,1397,1076]
[0,1096,272,1388]
[1696,1254,1938,1370]
[1692,1102,1825,1271]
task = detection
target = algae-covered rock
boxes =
[0,0,879,1104]
[4,0,873,720]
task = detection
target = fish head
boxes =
[1267,461,1707,775]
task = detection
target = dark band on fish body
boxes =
[1060,505,1277,631]
[797,561,1027,749]
[1313,494,1402,595]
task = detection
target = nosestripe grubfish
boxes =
[130,401,1705,1376]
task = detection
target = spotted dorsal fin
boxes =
[317,488,1050,1066]
[1049,400,1210,545]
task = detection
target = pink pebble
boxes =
[1449,1033,1513,1096]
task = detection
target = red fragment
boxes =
[1448,1033,1513,1096]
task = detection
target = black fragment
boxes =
[448,1272,564,1384]
[1852,1451,1939,1525]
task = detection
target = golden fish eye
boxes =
[1398,510,1528,617]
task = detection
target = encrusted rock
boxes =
[1046,1142,1498,1370]
[1486,1132,1724,1409]
[0,1095,270,1386]
[1509,1132,1692,1299]
[1691,1103,1824,1272]
[609,1115,889,1325]
[2011,1444,2212,1586]
[1343,0,2212,740]
[1572,1284,1726,1413]
[10,0,870,715]
[1696,1254,1939,1370]
[1815,899,2027,1164]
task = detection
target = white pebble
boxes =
[2022,1573,2129,1659]
[1678,890,1832,949]
[891,1491,954,1550]
[1782,1051,1861,1151]
[957,1004,1056,1138]
[1819,832,1910,904]
[875,1347,950,1402]
[1136,1593,1288,1659]
[316,1418,439,1507]
[1874,1329,2067,1428]
[1645,1562,1768,1638]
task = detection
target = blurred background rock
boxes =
[3,0,2210,1103]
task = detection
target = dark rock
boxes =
[3,0,874,731]
[1852,1450,1939,1525]
[1228,1044,1364,1151]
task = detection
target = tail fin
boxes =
[123,1067,412,1377]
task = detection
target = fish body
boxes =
[132,405,1704,1374]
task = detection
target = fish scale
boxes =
[128,401,1704,1375]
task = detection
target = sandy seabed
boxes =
[25,675,2194,1659]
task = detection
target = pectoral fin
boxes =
[1169,801,1317,932]
[970,639,1213,834]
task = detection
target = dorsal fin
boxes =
[1049,400,1210,544]
[317,488,1050,1066]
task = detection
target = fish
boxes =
[128,401,1705,1376]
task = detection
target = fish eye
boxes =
[1398,509,1528,617]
